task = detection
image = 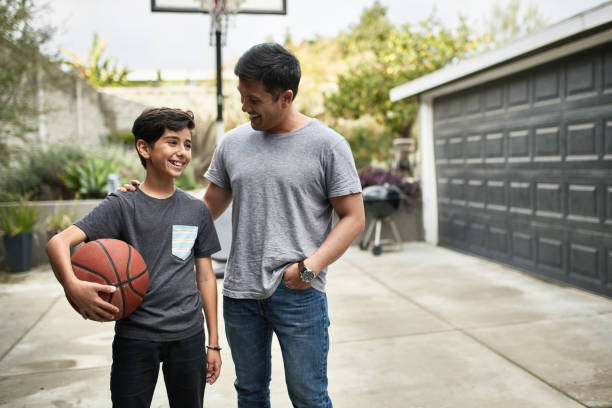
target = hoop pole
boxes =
[215,28,225,142]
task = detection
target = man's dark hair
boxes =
[234,42,301,100]
[131,107,195,168]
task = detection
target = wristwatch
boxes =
[298,260,316,283]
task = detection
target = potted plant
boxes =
[0,201,39,272]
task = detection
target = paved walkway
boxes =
[0,243,611,407]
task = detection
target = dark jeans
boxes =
[110,331,206,408]
[224,281,332,408]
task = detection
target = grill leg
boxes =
[388,218,403,250]
[372,218,383,256]
[374,218,382,247]
[359,218,377,250]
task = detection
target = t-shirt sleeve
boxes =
[193,204,221,258]
[204,140,231,190]
[74,193,123,241]
[325,139,363,198]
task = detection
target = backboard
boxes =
[151,0,286,15]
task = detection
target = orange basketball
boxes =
[70,239,148,320]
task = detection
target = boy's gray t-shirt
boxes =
[75,188,220,341]
[205,119,362,299]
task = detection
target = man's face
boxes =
[237,78,286,133]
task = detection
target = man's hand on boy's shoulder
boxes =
[118,179,140,193]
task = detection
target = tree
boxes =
[0,0,59,166]
[485,0,548,46]
[324,2,486,166]
[60,32,128,87]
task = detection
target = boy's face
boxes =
[237,78,291,134]
[145,127,192,179]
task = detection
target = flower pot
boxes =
[3,232,33,272]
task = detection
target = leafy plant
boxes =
[60,32,128,87]
[0,144,88,202]
[61,156,119,199]
[45,203,75,236]
[0,201,39,236]
[358,166,420,208]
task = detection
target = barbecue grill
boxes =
[359,185,403,255]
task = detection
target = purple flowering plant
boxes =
[358,166,420,209]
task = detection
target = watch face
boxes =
[301,269,315,283]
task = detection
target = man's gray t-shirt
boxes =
[75,188,221,341]
[205,119,362,299]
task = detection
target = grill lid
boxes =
[362,185,401,218]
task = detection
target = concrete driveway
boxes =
[0,243,611,407]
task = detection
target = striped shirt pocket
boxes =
[172,225,198,260]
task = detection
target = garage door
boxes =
[433,42,612,297]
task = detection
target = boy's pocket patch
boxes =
[172,225,198,260]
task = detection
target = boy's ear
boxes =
[136,139,151,159]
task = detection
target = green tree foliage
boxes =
[324,2,485,165]
[61,32,128,87]
[486,0,548,46]
[0,0,57,165]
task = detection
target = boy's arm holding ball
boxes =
[195,256,221,385]
[46,225,119,322]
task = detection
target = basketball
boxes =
[69,239,148,320]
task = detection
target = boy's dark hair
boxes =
[234,42,301,100]
[131,107,195,168]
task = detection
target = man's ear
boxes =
[136,139,151,160]
[280,89,293,107]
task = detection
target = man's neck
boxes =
[270,109,311,134]
[139,174,176,199]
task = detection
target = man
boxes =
[204,43,365,408]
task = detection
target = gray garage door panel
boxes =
[434,43,612,297]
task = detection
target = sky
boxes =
[40,0,608,77]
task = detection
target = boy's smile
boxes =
[148,127,192,179]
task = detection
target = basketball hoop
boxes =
[207,0,242,46]
[151,0,286,142]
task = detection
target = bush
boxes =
[61,155,119,199]
[0,143,145,201]
[0,145,88,201]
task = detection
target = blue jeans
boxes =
[110,331,206,408]
[223,281,332,408]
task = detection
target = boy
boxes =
[46,107,222,408]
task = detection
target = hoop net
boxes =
[206,0,243,46]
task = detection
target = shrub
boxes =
[0,145,88,202]
[61,156,119,199]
